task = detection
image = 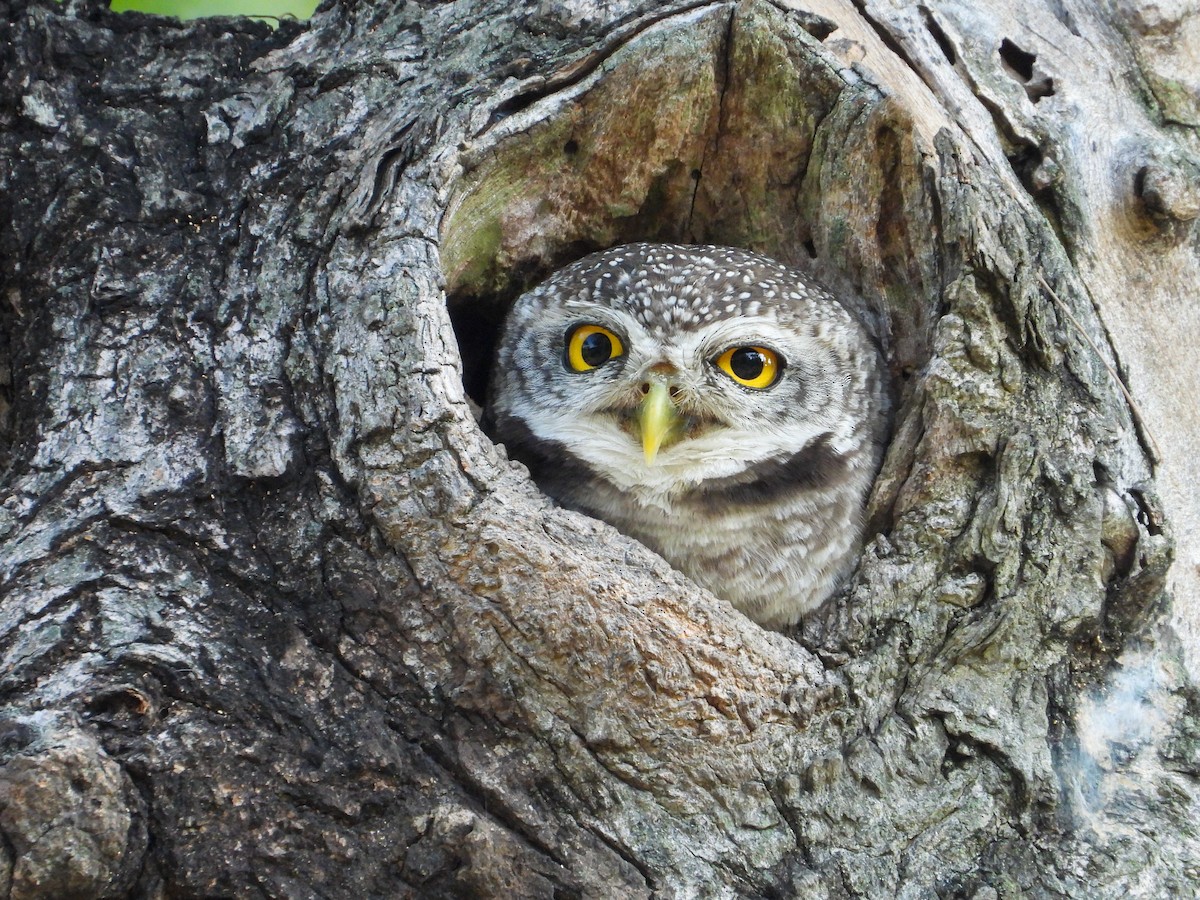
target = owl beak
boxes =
[638,379,680,465]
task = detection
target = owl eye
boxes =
[566,323,625,372]
[715,346,781,389]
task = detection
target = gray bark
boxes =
[2,0,1199,897]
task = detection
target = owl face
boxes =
[488,243,887,626]
[490,244,876,503]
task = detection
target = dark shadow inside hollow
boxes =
[448,301,503,409]
[447,239,611,406]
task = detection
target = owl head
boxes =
[488,243,885,508]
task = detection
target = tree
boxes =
[2,0,1199,895]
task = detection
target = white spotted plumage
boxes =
[488,243,888,629]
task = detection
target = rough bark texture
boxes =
[2,0,1199,896]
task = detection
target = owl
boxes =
[488,243,888,629]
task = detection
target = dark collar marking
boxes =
[691,433,847,509]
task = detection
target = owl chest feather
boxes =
[545,437,871,627]
[573,467,862,627]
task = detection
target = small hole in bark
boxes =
[690,168,701,181]
[563,139,579,156]
[942,740,975,774]
[998,39,1054,102]
[1133,165,1149,199]
[802,240,817,259]
[1025,77,1055,102]
[1129,488,1164,536]
[999,39,1036,81]
[86,686,153,720]
[0,720,36,752]
[494,86,546,118]
[1007,144,1045,192]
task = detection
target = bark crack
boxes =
[849,0,925,83]
[478,0,728,136]
[580,821,658,893]
[416,733,576,873]
[686,4,736,233]
[1037,274,1161,467]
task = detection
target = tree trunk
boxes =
[2,0,1199,896]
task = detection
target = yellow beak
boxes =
[638,380,680,465]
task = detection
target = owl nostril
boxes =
[641,382,682,399]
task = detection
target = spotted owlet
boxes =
[488,243,888,629]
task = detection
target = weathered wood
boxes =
[1,0,1198,896]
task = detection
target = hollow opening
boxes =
[430,0,961,642]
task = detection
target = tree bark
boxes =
[2,0,1199,896]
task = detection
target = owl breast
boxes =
[488,243,888,629]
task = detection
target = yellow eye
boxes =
[566,324,625,372]
[715,346,781,389]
